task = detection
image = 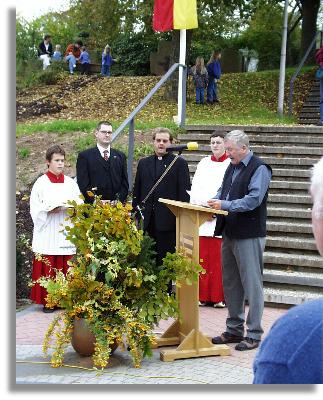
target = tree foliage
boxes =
[16,0,319,78]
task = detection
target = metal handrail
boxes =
[288,31,321,116]
[111,62,187,189]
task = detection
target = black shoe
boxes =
[235,337,260,351]
[212,331,244,344]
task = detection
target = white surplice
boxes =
[189,156,230,236]
[30,174,83,255]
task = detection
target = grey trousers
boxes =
[221,234,265,340]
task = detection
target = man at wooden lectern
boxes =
[132,127,191,293]
[208,130,272,351]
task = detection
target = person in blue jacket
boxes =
[253,156,323,384]
[206,50,221,104]
[79,45,91,75]
[101,45,116,77]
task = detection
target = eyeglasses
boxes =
[99,130,112,135]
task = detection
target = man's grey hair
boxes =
[311,156,323,218]
[224,130,249,148]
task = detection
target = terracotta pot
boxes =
[71,318,118,356]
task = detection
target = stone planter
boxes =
[71,318,118,356]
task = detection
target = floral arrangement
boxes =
[37,195,204,369]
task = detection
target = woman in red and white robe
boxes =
[30,145,82,312]
[189,132,230,307]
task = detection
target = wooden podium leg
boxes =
[153,319,181,348]
[159,329,230,362]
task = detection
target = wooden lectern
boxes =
[156,198,231,362]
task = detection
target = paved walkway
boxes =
[16,303,288,384]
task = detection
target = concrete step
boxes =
[181,133,323,145]
[193,145,323,157]
[183,154,321,166]
[264,251,323,269]
[299,119,320,124]
[299,113,320,118]
[301,107,320,112]
[263,284,323,305]
[267,206,312,219]
[265,235,317,251]
[269,180,309,191]
[247,135,323,145]
[263,267,323,287]
[260,156,320,166]
[266,220,313,234]
[268,193,312,205]
[271,168,311,179]
[185,125,323,134]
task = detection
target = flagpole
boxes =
[177,29,186,126]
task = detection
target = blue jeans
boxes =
[320,78,323,124]
[195,87,205,104]
[65,54,76,73]
[101,65,111,76]
[207,78,218,102]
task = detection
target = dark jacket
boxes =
[38,41,53,57]
[132,153,191,231]
[76,147,129,203]
[214,155,271,239]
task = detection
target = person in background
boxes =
[30,145,82,312]
[76,121,129,204]
[52,44,62,61]
[253,157,323,384]
[64,40,83,74]
[101,45,116,77]
[65,40,83,59]
[208,130,272,351]
[190,57,208,105]
[38,34,53,70]
[79,45,91,75]
[132,128,191,294]
[189,131,230,308]
[315,45,323,126]
[206,49,222,104]
[65,50,77,74]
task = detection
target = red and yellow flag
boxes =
[153,0,198,32]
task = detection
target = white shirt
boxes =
[189,155,230,236]
[97,144,111,159]
[30,174,83,255]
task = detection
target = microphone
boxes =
[166,142,198,152]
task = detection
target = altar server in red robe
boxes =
[30,145,82,312]
[189,131,230,307]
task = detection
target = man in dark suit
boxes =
[76,121,129,204]
[38,34,53,70]
[132,127,191,288]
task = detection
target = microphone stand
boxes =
[134,151,183,224]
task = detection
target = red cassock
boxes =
[192,153,228,304]
[30,171,78,305]
[199,237,224,303]
[30,254,73,305]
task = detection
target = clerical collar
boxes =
[46,170,64,183]
[155,153,168,161]
[211,153,228,162]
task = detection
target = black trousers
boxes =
[146,215,176,294]
[81,63,90,74]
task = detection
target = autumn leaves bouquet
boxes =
[38,196,203,369]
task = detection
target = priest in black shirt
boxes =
[132,127,191,291]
